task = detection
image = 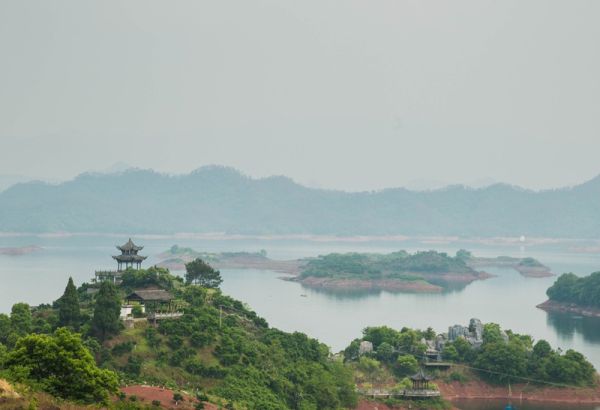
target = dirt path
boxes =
[121,385,217,409]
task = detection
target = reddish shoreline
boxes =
[437,379,600,404]
[537,299,600,318]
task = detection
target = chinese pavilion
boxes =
[113,238,147,271]
[94,238,147,284]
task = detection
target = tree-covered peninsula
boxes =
[343,321,597,408]
[538,271,600,317]
[0,266,357,409]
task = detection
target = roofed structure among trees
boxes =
[113,238,147,271]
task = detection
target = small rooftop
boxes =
[410,369,433,381]
[126,288,173,302]
[117,238,144,252]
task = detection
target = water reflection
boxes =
[298,286,383,300]
[452,399,599,410]
[546,311,600,343]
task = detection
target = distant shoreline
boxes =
[0,245,42,256]
[0,231,596,246]
[537,299,600,318]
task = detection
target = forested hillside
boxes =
[1,165,600,237]
[0,267,357,409]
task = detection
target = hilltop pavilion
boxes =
[95,238,147,283]
[113,238,147,271]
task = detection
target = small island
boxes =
[156,247,553,293]
[156,245,303,273]
[537,271,600,318]
[290,250,492,293]
[463,251,553,277]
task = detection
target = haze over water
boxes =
[2,234,600,371]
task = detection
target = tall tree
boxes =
[91,281,121,340]
[10,303,32,336]
[185,258,223,288]
[58,277,80,329]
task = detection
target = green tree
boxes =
[0,313,10,345]
[442,344,459,362]
[185,258,223,288]
[91,281,122,340]
[376,342,395,363]
[5,328,119,403]
[394,355,419,377]
[10,303,32,336]
[546,273,581,303]
[58,277,80,329]
[456,249,472,261]
[474,341,528,383]
[173,392,184,405]
[532,339,552,359]
[482,323,504,345]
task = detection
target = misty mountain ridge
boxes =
[1,165,600,237]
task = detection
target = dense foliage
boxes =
[547,272,600,308]
[301,250,474,279]
[0,272,357,409]
[344,323,597,388]
[120,266,181,291]
[185,258,223,288]
[3,328,119,403]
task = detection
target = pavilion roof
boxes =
[117,238,144,252]
[126,288,173,302]
[113,254,147,262]
[410,369,433,381]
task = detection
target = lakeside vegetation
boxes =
[343,322,597,403]
[546,271,600,308]
[0,264,357,409]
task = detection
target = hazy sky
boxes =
[1,1,599,191]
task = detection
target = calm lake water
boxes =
[1,234,600,383]
[452,399,600,410]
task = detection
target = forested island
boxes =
[157,247,551,293]
[538,271,600,317]
[292,250,491,292]
[156,245,302,274]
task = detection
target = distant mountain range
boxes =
[1,165,599,238]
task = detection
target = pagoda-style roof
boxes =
[117,238,144,252]
[113,254,147,263]
[410,369,433,381]
[126,288,173,302]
